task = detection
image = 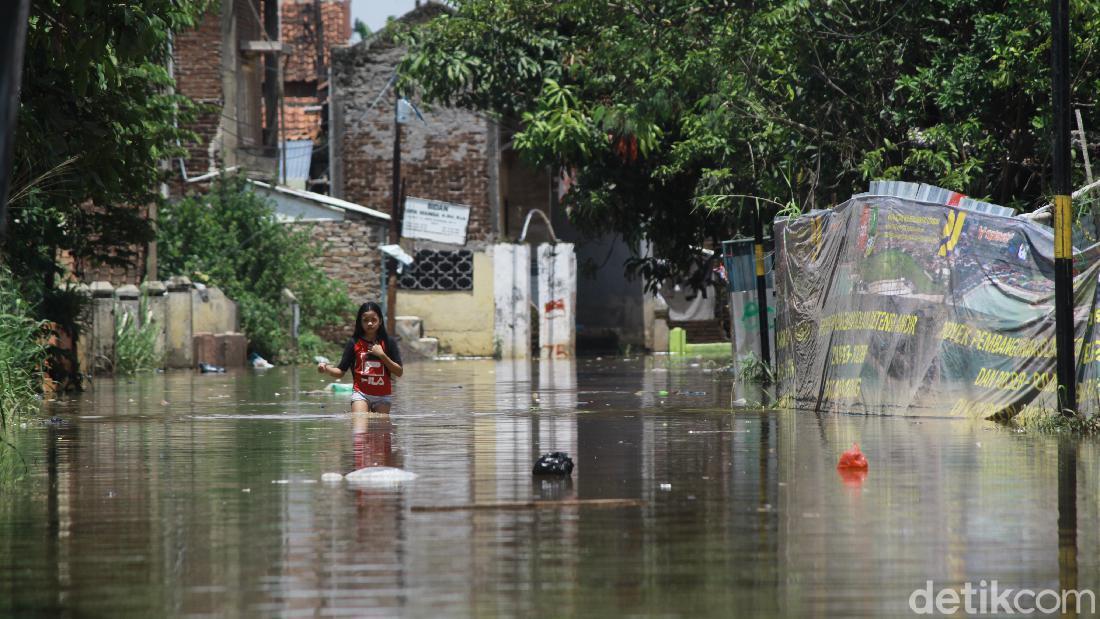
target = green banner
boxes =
[774,195,1100,419]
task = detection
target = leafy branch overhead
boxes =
[6,0,208,307]
[399,0,1100,285]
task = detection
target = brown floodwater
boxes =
[0,357,1097,617]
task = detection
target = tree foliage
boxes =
[158,176,350,361]
[5,0,208,305]
[399,0,1100,285]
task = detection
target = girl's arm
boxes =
[320,339,356,379]
[317,362,346,378]
[369,344,403,378]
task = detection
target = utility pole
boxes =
[387,91,402,333]
[752,200,771,370]
[0,0,30,243]
[1051,0,1076,416]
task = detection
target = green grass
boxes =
[1023,411,1100,435]
[0,268,47,426]
[735,351,775,385]
[112,296,162,375]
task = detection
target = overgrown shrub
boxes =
[0,268,47,423]
[158,175,350,360]
[113,297,163,375]
[295,331,342,365]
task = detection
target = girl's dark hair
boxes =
[353,301,389,342]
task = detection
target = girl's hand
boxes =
[317,362,327,374]
[369,344,385,358]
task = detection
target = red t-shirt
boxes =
[337,336,401,396]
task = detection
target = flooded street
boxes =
[2,357,1099,617]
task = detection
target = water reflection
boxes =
[0,361,1097,616]
[353,413,399,470]
[1059,439,1078,619]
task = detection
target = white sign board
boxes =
[401,197,471,245]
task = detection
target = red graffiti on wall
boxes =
[544,298,565,315]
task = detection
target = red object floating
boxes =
[836,443,869,470]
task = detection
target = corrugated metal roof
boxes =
[247,180,390,222]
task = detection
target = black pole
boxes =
[387,91,402,333]
[753,201,771,369]
[1052,0,1076,415]
[0,0,31,243]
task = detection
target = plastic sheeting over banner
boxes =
[774,194,1100,419]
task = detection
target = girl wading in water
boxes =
[318,302,403,414]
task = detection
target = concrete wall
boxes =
[397,251,495,356]
[492,244,531,359]
[77,281,241,374]
[165,287,194,368]
[192,287,239,335]
[537,243,577,359]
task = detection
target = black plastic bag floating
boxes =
[533,452,574,476]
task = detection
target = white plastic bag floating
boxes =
[344,466,418,486]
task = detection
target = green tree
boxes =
[399,0,1100,286]
[158,176,350,361]
[5,0,208,307]
[353,18,372,42]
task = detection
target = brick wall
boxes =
[74,252,146,286]
[174,5,225,177]
[282,0,350,83]
[294,210,387,297]
[332,38,495,242]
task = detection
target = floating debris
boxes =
[345,466,418,485]
[533,452,574,476]
[836,443,869,470]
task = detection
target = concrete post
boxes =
[142,280,168,367]
[89,281,115,375]
[165,277,193,369]
[537,243,576,359]
[492,243,531,359]
[652,293,670,353]
[74,283,93,376]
